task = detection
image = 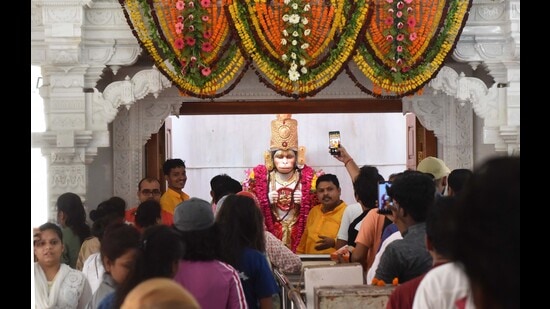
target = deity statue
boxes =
[243,114,321,252]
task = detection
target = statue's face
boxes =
[273,150,296,174]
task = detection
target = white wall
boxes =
[170,113,407,205]
[31,65,47,227]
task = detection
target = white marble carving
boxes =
[92,66,172,130]
[113,98,181,207]
[403,90,474,170]
[427,65,518,155]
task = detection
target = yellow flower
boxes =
[310,174,318,191]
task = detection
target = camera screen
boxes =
[329,131,340,154]
[377,182,392,214]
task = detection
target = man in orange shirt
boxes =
[159,159,190,224]
[296,174,347,254]
[125,177,173,226]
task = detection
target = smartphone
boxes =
[377,181,393,215]
[329,131,341,155]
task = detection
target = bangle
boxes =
[344,158,353,167]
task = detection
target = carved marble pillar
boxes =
[453,0,520,155]
[112,100,180,207]
[480,61,520,155]
[405,65,509,169]
[33,67,110,219]
[403,80,474,170]
[93,66,175,206]
[31,0,141,218]
[31,0,96,219]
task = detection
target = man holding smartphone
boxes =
[374,171,435,284]
[332,146,394,278]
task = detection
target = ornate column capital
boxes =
[402,88,474,170]
[113,98,182,207]
[32,0,141,83]
[454,0,519,65]
[92,66,173,130]
[427,66,519,155]
[31,130,94,221]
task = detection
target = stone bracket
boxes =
[92,66,173,130]
[425,66,519,155]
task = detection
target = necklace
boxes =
[275,171,298,187]
[275,187,295,211]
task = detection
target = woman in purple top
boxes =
[172,197,248,309]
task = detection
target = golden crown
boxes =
[270,114,298,151]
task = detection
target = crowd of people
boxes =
[33,114,519,309]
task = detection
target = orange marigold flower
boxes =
[376,279,386,286]
[392,277,399,285]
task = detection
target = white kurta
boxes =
[34,262,92,309]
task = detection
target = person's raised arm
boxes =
[332,145,360,181]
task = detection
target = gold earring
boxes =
[297,146,306,166]
[264,151,274,171]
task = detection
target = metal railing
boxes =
[273,268,306,309]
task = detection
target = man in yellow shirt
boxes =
[159,159,190,225]
[296,174,347,254]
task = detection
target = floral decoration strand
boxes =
[242,164,321,252]
[348,0,472,98]
[119,0,249,98]
[227,0,371,98]
[118,0,471,99]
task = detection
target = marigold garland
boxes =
[227,0,371,98]
[119,0,249,98]
[347,0,472,98]
[243,164,320,252]
[118,0,472,99]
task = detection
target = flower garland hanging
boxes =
[280,0,311,81]
[243,164,321,252]
[119,0,249,98]
[173,0,214,77]
[382,0,416,74]
[347,0,472,98]
[227,0,372,98]
[118,0,472,99]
